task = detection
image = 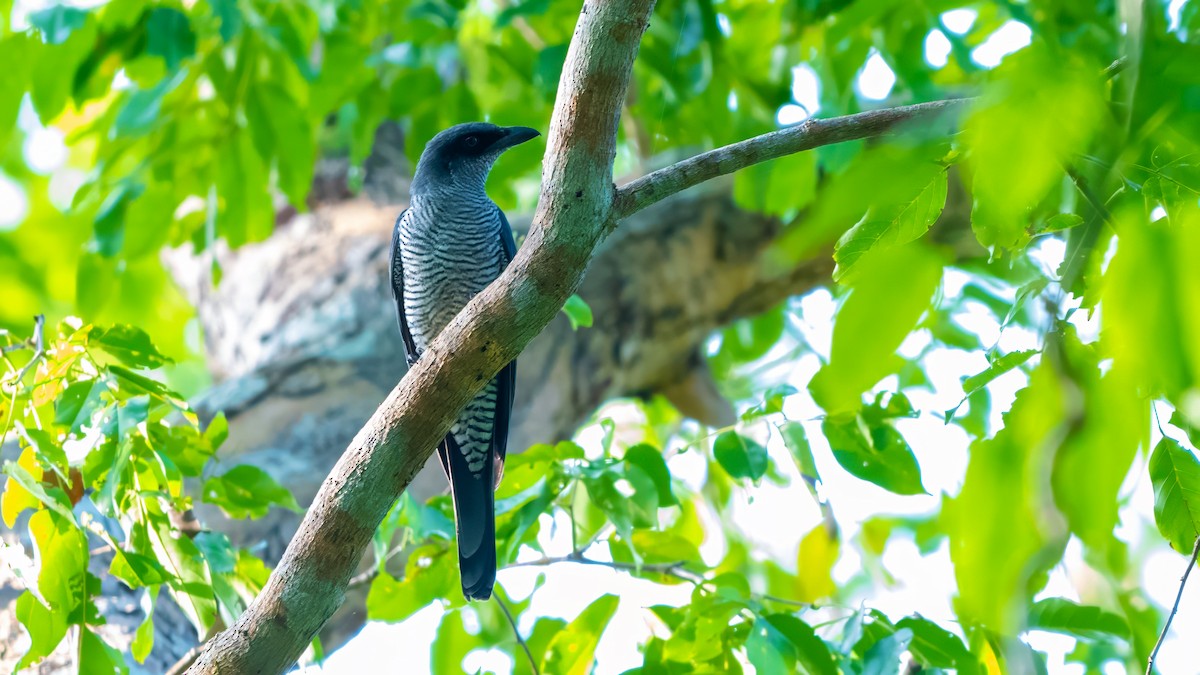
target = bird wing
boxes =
[493,209,518,486]
[389,209,419,367]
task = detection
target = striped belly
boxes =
[399,208,505,474]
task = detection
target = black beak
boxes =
[494,126,541,151]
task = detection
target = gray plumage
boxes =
[389,122,539,601]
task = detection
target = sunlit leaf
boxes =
[1027,598,1129,640]
[562,294,594,330]
[202,464,302,520]
[146,8,196,71]
[1149,437,1200,554]
[810,243,942,416]
[713,431,769,482]
[896,616,975,670]
[795,524,838,602]
[821,415,925,495]
[543,594,619,675]
[947,365,1065,633]
[834,170,947,280]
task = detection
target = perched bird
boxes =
[389,122,540,600]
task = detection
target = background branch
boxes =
[614,99,970,218]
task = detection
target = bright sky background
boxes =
[2,3,1197,673]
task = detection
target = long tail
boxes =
[439,438,497,601]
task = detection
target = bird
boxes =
[388,122,540,600]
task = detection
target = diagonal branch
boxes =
[185,1,656,672]
[186,5,971,672]
[613,99,970,219]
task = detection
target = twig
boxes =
[495,594,539,675]
[505,554,693,580]
[1147,535,1200,675]
[11,315,45,384]
[167,646,202,675]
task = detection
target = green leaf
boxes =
[205,412,229,453]
[543,594,620,675]
[623,443,677,506]
[562,294,594,330]
[28,6,89,44]
[109,550,171,589]
[630,530,701,565]
[834,170,947,280]
[1027,598,1130,640]
[202,464,302,519]
[821,416,925,495]
[2,461,76,524]
[76,252,118,315]
[208,0,243,41]
[1149,437,1200,554]
[496,0,550,27]
[809,243,942,416]
[534,44,569,96]
[130,586,158,663]
[1053,365,1146,552]
[115,76,176,137]
[91,325,173,369]
[714,305,786,368]
[367,548,456,623]
[947,365,1064,633]
[962,349,1039,394]
[146,8,196,71]
[1034,213,1085,234]
[748,614,836,675]
[779,421,820,494]
[14,590,69,670]
[861,627,913,675]
[713,432,769,482]
[80,627,129,674]
[795,524,838,602]
[93,182,145,258]
[247,85,316,206]
[966,47,1103,250]
[54,378,108,435]
[734,150,818,216]
[895,616,975,670]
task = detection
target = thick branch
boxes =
[613,99,970,218]
[184,13,975,673]
[185,1,656,672]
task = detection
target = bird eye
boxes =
[465,136,479,148]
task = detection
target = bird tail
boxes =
[439,438,497,601]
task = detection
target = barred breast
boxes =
[397,195,506,473]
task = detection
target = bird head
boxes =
[411,122,540,195]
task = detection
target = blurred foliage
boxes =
[0,319,294,670]
[1,0,1200,672]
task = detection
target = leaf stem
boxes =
[1146,535,1200,675]
[494,593,539,675]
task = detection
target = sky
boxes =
[3,2,1197,673]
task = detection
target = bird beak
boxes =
[494,126,541,151]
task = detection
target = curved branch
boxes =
[613,99,970,219]
[185,1,656,672]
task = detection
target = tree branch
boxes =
[185,1,656,672]
[494,594,539,675]
[613,99,970,219]
[185,7,972,670]
[1147,535,1200,675]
